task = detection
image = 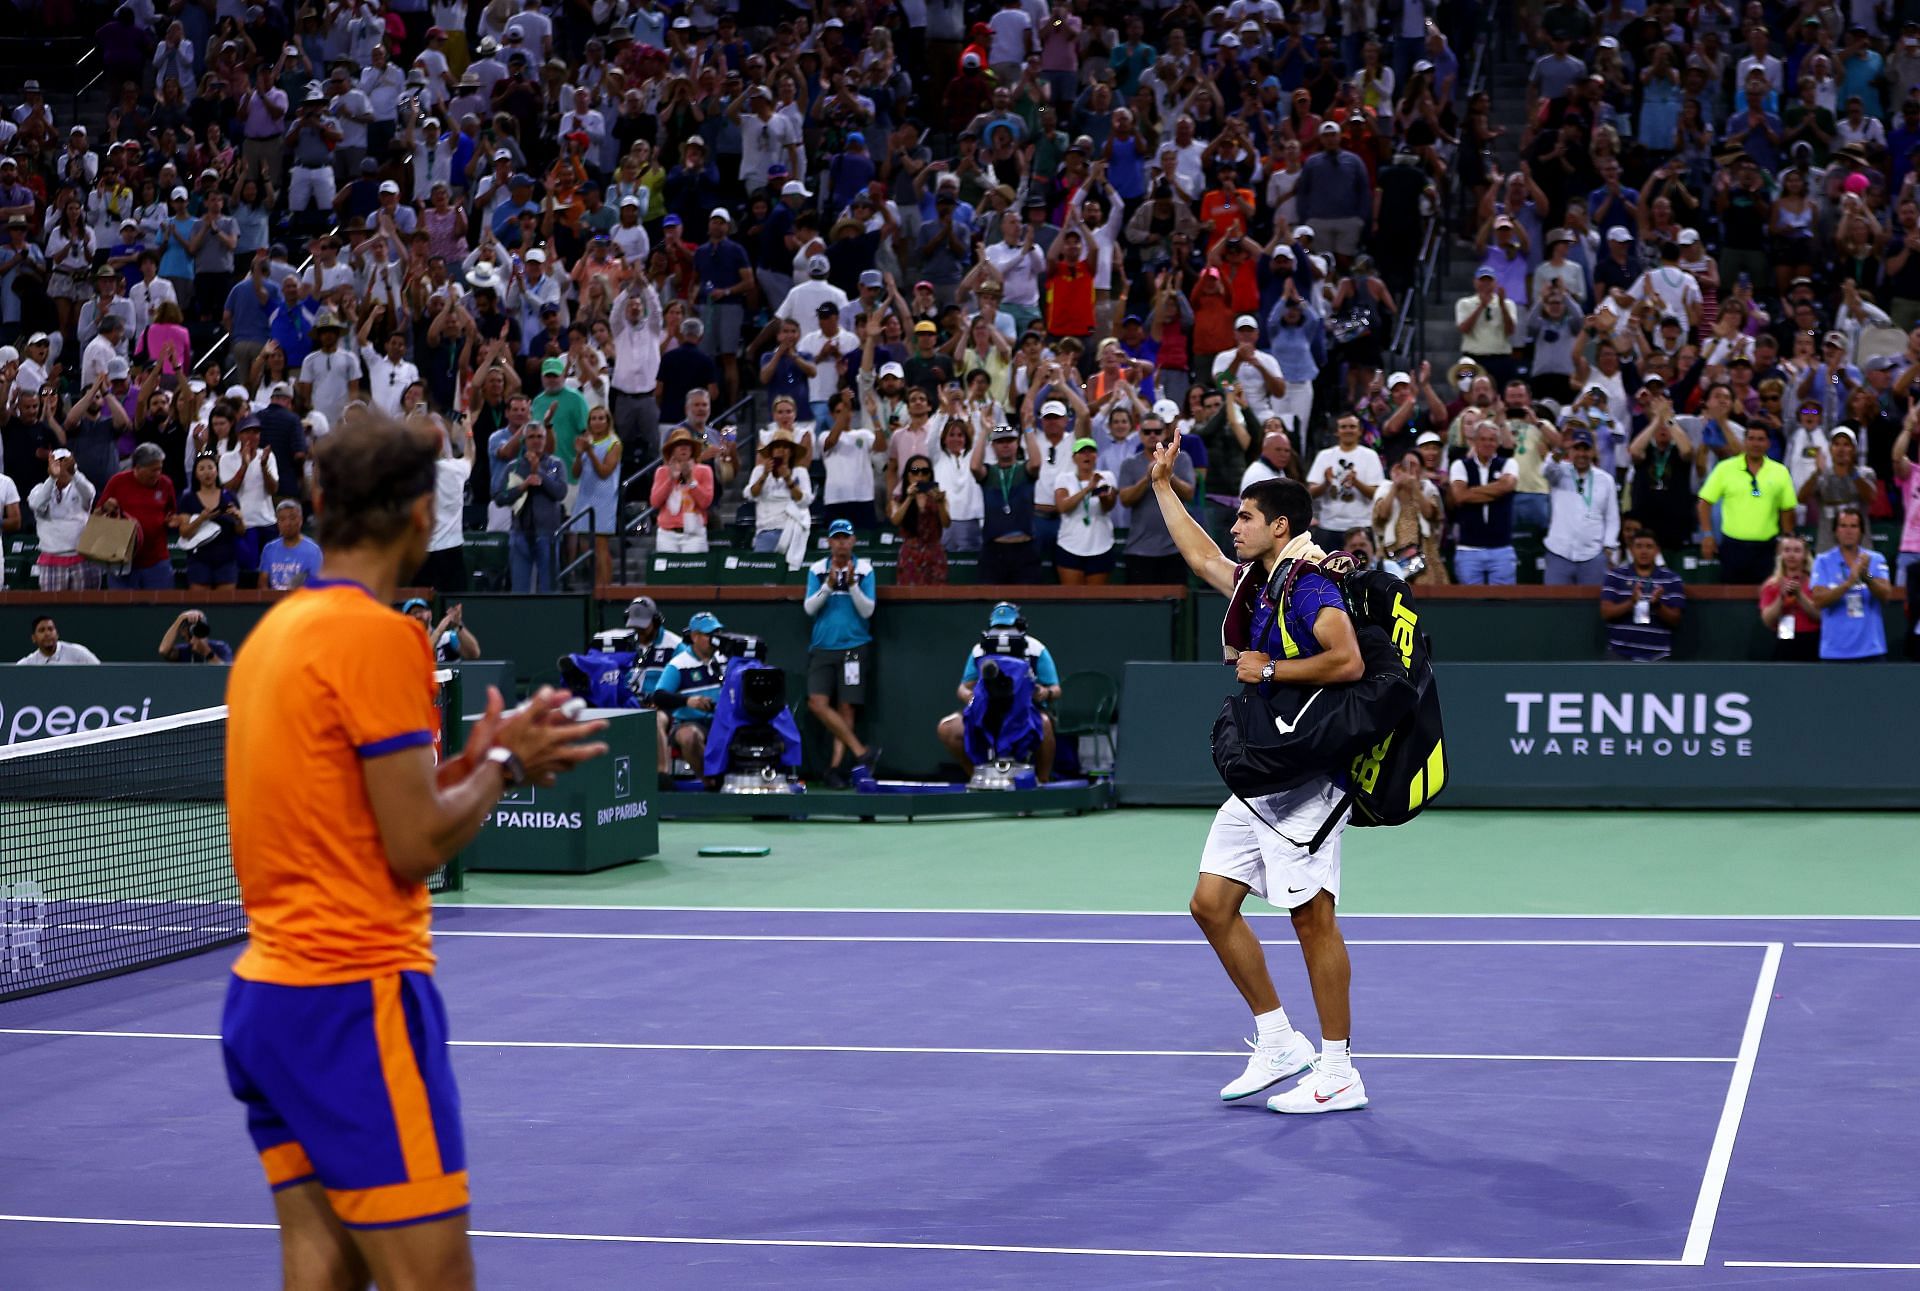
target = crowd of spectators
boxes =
[0,0,1906,659]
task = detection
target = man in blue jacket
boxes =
[804,518,882,786]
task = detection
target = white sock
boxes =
[1254,1007,1292,1045]
[1320,1037,1353,1077]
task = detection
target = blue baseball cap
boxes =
[662,214,682,227]
[846,131,865,147]
[827,518,856,538]
[686,611,723,634]
[988,601,1022,628]
[399,597,431,614]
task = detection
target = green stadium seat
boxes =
[1053,669,1119,773]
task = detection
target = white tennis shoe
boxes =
[1219,1030,1316,1101]
[1266,1063,1368,1114]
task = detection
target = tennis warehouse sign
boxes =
[1443,663,1914,807]
[1115,662,1920,809]
[1503,689,1754,760]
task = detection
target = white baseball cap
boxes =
[378,180,400,195]
[878,361,905,379]
[781,180,811,198]
[1234,314,1258,330]
[1040,399,1069,417]
[524,248,546,262]
[619,195,641,208]
[1152,398,1180,421]
[1386,371,1412,389]
[709,206,733,225]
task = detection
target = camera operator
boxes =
[936,602,1062,782]
[653,611,727,780]
[804,518,881,787]
[158,609,232,665]
[619,596,684,776]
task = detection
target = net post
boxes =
[435,668,466,894]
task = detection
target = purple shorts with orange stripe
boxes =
[221,971,468,1230]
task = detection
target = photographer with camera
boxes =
[158,609,233,665]
[936,602,1062,783]
[1305,413,1384,546]
[653,611,727,781]
[890,454,951,585]
[804,519,881,787]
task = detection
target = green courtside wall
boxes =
[1114,660,1920,808]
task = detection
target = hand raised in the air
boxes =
[1149,438,1180,486]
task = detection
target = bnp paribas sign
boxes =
[1503,689,1754,760]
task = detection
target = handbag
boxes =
[76,512,138,568]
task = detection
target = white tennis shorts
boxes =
[1198,778,1348,909]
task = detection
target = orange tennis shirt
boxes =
[226,581,442,986]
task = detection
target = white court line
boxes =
[435,903,1920,920]
[1682,943,1782,1267]
[429,930,1772,948]
[0,1029,1734,1063]
[1726,1261,1920,1271]
[1791,942,1920,950]
[0,1214,1686,1266]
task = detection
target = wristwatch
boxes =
[1260,661,1276,683]
[484,746,527,787]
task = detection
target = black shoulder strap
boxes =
[1309,791,1353,854]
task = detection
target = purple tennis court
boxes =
[3,909,1916,1289]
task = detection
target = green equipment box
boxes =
[462,708,658,873]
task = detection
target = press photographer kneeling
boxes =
[935,602,1063,784]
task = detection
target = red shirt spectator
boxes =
[97,450,177,577]
[1045,250,1095,339]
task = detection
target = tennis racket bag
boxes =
[1208,555,1448,824]
[1211,624,1416,799]
[1311,557,1449,826]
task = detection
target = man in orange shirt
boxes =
[222,417,606,1290]
[1197,163,1254,248]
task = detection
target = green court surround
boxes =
[441,807,1919,918]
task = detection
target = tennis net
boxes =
[0,673,466,1005]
